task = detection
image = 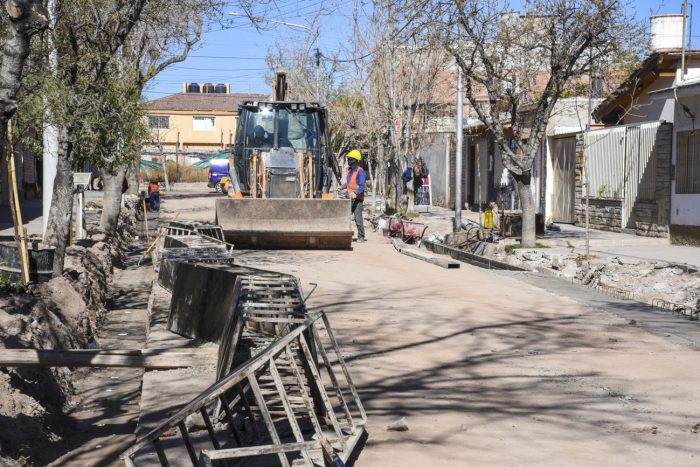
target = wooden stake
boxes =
[143,197,150,241]
[6,119,30,284]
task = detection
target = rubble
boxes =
[478,243,700,313]
[387,417,409,432]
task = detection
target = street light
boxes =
[229,12,321,102]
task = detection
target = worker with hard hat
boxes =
[342,149,366,243]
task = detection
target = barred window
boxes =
[676,131,700,194]
[148,115,170,130]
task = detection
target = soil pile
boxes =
[0,208,136,465]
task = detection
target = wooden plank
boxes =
[311,326,354,427]
[248,375,291,467]
[218,394,243,446]
[153,438,169,467]
[178,421,199,466]
[0,348,218,369]
[284,345,337,466]
[199,407,221,450]
[243,317,309,324]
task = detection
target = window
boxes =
[676,131,700,194]
[193,116,216,131]
[148,115,169,129]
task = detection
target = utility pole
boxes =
[453,65,463,232]
[315,47,321,102]
[682,0,688,82]
[585,53,594,259]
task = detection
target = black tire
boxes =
[215,182,224,193]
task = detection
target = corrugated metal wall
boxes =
[583,121,661,229]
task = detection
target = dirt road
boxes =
[156,190,700,465]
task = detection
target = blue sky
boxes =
[143,0,699,101]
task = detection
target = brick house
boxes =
[143,84,268,164]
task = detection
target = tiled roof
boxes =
[146,92,269,112]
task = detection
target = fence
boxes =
[584,121,662,229]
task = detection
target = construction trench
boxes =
[124,221,367,466]
[6,191,700,465]
[0,207,366,466]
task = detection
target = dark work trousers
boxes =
[351,199,365,239]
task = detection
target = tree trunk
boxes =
[100,165,127,236]
[0,0,48,156]
[127,150,140,195]
[44,126,75,276]
[516,174,536,247]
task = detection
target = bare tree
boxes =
[345,0,447,212]
[411,0,642,245]
[0,1,47,281]
[97,0,226,236]
[42,0,153,275]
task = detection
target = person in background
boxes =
[148,179,160,211]
[342,149,366,243]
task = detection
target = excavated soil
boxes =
[0,209,137,465]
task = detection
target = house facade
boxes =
[648,77,700,244]
[592,49,700,244]
[143,83,268,164]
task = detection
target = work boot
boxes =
[355,237,367,243]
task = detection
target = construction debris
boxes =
[387,417,409,432]
[125,310,366,466]
[391,238,460,269]
[0,348,218,369]
[122,220,368,466]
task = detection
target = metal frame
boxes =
[122,311,366,466]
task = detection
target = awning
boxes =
[191,151,229,169]
[140,160,163,169]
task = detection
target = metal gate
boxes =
[584,121,661,229]
[551,136,577,223]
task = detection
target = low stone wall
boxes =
[634,201,669,238]
[574,123,672,237]
[575,198,622,232]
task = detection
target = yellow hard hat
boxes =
[347,149,362,161]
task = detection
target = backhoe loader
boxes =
[215,71,352,249]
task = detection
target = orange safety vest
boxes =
[347,168,364,201]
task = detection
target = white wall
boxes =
[622,75,676,125]
[671,93,700,227]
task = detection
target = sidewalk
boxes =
[545,223,700,269]
[406,204,700,269]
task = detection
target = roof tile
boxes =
[146,92,269,112]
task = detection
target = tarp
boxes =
[140,159,163,169]
[192,151,229,169]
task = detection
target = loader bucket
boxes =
[215,198,353,249]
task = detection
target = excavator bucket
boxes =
[215,198,354,249]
